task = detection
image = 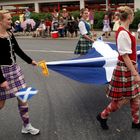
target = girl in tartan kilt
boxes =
[0,10,40,135]
[74,8,94,55]
[96,6,140,130]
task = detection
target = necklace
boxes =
[0,31,9,38]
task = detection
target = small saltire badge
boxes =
[15,87,38,103]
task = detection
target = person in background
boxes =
[74,8,94,55]
[96,6,140,130]
[57,17,65,37]
[45,18,52,37]
[0,10,40,135]
[24,8,31,21]
[102,14,110,38]
[34,19,46,37]
[19,13,24,23]
[61,8,69,37]
[137,23,140,39]
[113,12,121,32]
[51,16,59,31]
[88,9,94,30]
[51,9,59,20]
[67,13,75,37]
[14,20,22,33]
[105,6,114,36]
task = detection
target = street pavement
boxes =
[0,35,140,140]
[14,30,140,44]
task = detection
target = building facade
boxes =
[0,0,139,13]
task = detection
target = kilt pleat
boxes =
[0,64,26,100]
[74,35,92,55]
[107,61,140,100]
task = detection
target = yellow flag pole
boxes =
[38,60,49,76]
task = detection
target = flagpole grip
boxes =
[38,60,49,76]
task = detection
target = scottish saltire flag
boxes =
[47,40,140,84]
[15,87,38,102]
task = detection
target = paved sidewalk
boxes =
[14,31,114,40]
[14,31,140,43]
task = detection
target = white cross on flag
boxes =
[15,87,38,103]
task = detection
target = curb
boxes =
[15,36,79,40]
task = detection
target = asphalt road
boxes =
[0,37,140,140]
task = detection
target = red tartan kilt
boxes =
[106,61,140,100]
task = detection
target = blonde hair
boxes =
[117,6,133,21]
[0,10,10,21]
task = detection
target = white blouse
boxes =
[78,21,88,35]
[117,30,132,55]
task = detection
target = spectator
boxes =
[19,13,24,23]
[102,14,111,38]
[51,17,59,31]
[106,6,114,35]
[113,13,121,32]
[35,19,46,37]
[89,9,94,30]
[45,18,52,37]
[58,17,65,37]
[52,9,59,19]
[24,8,31,21]
[137,23,140,39]
[67,13,75,37]
[61,8,69,37]
[14,20,22,33]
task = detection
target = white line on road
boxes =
[24,49,73,54]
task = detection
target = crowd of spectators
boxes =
[13,8,79,38]
[14,7,139,40]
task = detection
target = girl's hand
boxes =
[0,81,9,90]
[134,75,140,85]
[31,60,38,66]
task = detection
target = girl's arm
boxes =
[79,21,94,42]
[83,34,94,42]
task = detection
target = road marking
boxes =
[24,49,73,54]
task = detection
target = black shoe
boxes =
[132,122,140,129]
[96,114,109,130]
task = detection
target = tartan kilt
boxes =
[74,35,92,55]
[0,64,26,100]
[106,61,140,100]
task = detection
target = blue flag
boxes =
[15,87,38,102]
[47,40,140,84]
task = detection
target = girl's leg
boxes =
[17,98,29,127]
[17,98,40,135]
[130,96,139,124]
[105,32,108,38]
[0,100,5,109]
[97,99,128,130]
[101,99,128,119]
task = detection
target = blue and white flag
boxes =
[47,40,140,84]
[15,87,38,102]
